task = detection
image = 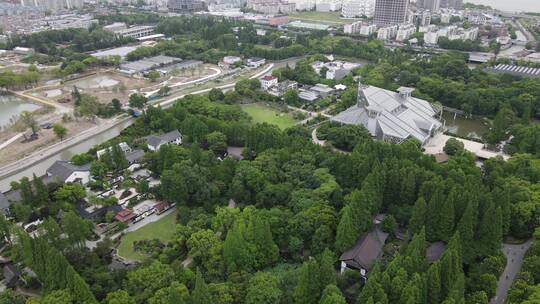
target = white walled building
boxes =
[377,25,398,40]
[260,75,278,90]
[341,0,375,18]
[396,23,416,42]
[344,21,376,36]
[424,30,439,44]
[316,0,341,12]
[290,0,315,10]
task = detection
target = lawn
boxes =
[116,210,178,261]
[289,11,360,25]
[241,103,297,130]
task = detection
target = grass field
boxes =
[289,11,360,25]
[241,103,297,130]
[117,210,178,261]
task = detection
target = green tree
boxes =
[208,88,225,102]
[147,70,160,82]
[319,249,337,288]
[427,262,441,304]
[192,271,211,304]
[60,211,92,249]
[443,138,464,155]
[409,197,426,235]
[102,288,131,303]
[128,93,148,109]
[477,205,502,257]
[293,260,321,304]
[205,131,227,155]
[245,272,282,304]
[42,289,73,304]
[20,111,38,136]
[53,123,67,140]
[335,205,358,252]
[319,285,346,304]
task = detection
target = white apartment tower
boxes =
[341,0,375,18]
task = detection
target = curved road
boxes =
[490,239,534,304]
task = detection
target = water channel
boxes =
[0,119,134,192]
[0,94,41,128]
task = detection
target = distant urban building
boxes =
[103,22,128,32]
[373,0,409,26]
[146,130,183,151]
[341,0,375,18]
[416,0,439,12]
[440,0,461,10]
[316,0,341,12]
[396,23,415,42]
[247,0,295,14]
[114,25,155,39]
[268,14,289,26]
[21,0,83,10]
[167,0,204,12]
[289,0,315,10]
[424,30,439,44]
[376,25,398,40]
[344,21,376,36]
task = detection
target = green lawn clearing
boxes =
[117,210,178,261]
[289,11,360,25]
[241,103,297,130]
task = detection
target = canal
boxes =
[0,119,134,192]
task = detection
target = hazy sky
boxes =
[465,0,540,12]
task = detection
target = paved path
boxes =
[490,239,534,304]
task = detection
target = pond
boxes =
[0,94,41,128]
[75,75,119,89]
[443,112,490,140]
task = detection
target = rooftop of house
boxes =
[125,149,145,164]
[261,75,277,81]
[426,241,446,263]
[47,161,91,182]
[339,227,388,272]
[146,129,182,148]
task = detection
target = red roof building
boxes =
[115,209,136,224]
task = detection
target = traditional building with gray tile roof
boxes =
[331,82,443,145]
[46,161,91,184]
[146,129,182,151]
[339,227,389,277]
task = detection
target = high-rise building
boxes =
[440,0,461,9]
[373,0,409,26]
[417,0,439,11]
[167,0,203,12]
[341,0,375,18]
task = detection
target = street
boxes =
[490,239,533,304]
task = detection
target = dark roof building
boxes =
[339,227,388,276]
[146,130,182,151]
[167,0,203,12]
[125,149,145,165]
[46,161,91,184]
[0,193,10,216]
[2,263,20,288]
[426,241,446,263]
[76,203,123,221]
